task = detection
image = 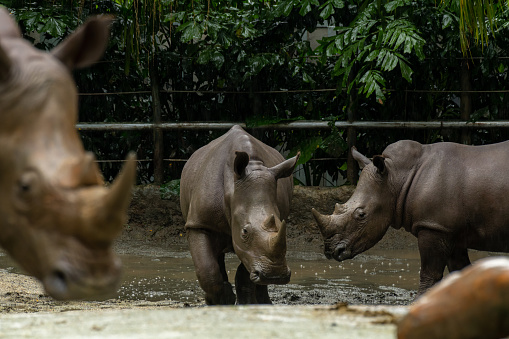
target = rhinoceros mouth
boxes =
[324,240,351,262]
[331,242,352,262]
[43,256,122,301]
[250,267,291,285]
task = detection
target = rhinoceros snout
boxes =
[331,243,351,262]
[44,270,68,299]
[43,258,122,301]
[250,267,291,285]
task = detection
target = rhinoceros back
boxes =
[180,125,292,234]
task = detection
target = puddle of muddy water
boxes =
[112,248,425,305]
[0,248,506,306]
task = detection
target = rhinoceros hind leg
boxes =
[187,229,236,305]
[447,246,471,272]
[417,229,450,295]
[235,263,259,304]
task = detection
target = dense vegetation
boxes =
[3,0,509,185]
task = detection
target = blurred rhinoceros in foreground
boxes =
[398,257,509,339]
[0,8,136,300]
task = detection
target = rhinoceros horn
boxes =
[312,208,332,237]
[80,153,137,242]
[270,217,287,250]
[352,146,371,169]
[333,203,345,215]
[102,153,137,218]
[262,214,278,232]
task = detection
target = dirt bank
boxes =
[120,185,418,252]
[0,185,418,315]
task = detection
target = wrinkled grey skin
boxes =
[313,140,509,295]
[180,125,299,305]
[0,8,136,300]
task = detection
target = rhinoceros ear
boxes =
[352,147,371,169]
[0,43,11,82]
[51,15,113,70]
[373,155,386,174]
[234,151,250,179]
[0,8,21,38]
[270,152,300,180]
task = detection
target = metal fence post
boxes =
[346,80,359,184]
[460,59,472,145]
[150,61,164,185]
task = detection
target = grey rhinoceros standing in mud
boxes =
[0,8,136,300]
[312,140,509,295]
[180,125,299,305]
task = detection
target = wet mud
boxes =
[116,248,421,306]
[2,243,502,314]
[0,245,420,314]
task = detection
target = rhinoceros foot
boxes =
[205,281,236,305]
[235,263,273,305]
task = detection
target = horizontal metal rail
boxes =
[76,120,509,131]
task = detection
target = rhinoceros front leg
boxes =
[187,229,236,305]
[417,229,451,295]
[235,263,272,304]
[255,285,272,304]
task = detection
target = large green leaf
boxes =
[40,17,66,37]
[210,51,225,69]
[275,0,296,17]
[399,59,413,82]
[179,21,203,43]
[292,136,323,166]
[320,3,335,19]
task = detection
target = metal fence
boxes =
[77,119,509,185]
[76,120,509,131]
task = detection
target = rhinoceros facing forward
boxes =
[313,140,509,294]
[0,8,136,300]
[180,125,299,305]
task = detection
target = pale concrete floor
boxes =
[0,304,407,339]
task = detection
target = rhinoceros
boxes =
[180,125,299,305]
[0,9,136,300]
[312,140,509,294]
[398,257,509,339]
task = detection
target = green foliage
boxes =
[6,0,509,186]
[160,179,180,200]
[316,0,425,102]
[440,0,501,55]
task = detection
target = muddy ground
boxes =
[0,185,419,314]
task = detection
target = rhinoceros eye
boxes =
[354,208,367,221]
[241,225,251,241]
[14,170,42,211]
[17,171,40,198]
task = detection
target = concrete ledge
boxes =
[0,304,406,338]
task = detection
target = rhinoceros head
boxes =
[230,151,299,285]
[312,147,394,262]
[0,9,136,300]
